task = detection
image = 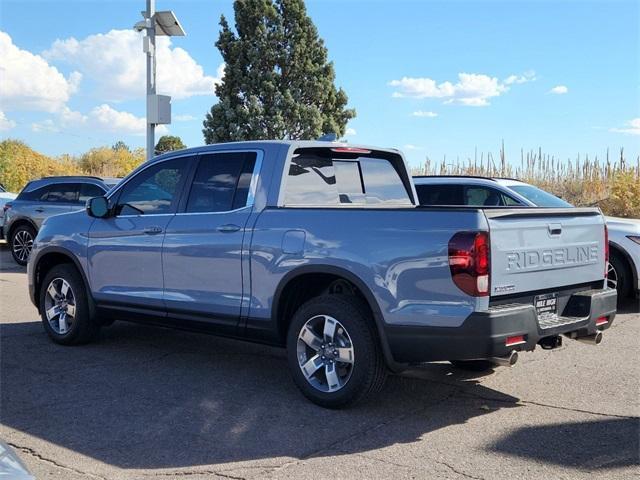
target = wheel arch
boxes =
[7,217,38,241]
[272,265,403,372]
[33,247,95,316]
[609,240,638,295]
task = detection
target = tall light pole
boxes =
[134,1,185,160]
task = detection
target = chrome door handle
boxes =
[143,226,163,235]
[217,224,241,233]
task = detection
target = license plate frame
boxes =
[534,293,558,317]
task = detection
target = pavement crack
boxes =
[351,453,411,469]
[431,458,485,480]
[265,388,461,477]
[8,442,108,480]
[518,399,639,419]
[148,470,247,479]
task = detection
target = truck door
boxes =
[162,150,261,335]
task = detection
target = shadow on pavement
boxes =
[0,243,25,274]
[2,319,520,469]
[489,417,640,469]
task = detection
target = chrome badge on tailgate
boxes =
[505,243,599,273]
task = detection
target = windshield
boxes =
[509,185,572,207]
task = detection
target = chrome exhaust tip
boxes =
[575,331,603,345]
[490,350,518,367]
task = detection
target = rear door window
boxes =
[185,152,257,213]
[284,149,412,206]
[464,186,504,206]
[43,183,79,203]
[415,184,464,205]
[18,185,50,201]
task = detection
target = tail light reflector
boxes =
[448,231,490,297]
[596,316,608,326]
[505,335,526,347]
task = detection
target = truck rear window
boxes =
[284,149,412,206]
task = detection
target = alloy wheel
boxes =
[296,315,354,393]
[12,230,33,263]
[43,277,76,335]
[607,262,618,290]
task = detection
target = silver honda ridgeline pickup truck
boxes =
[28,141,616,408]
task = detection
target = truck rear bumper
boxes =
[385,288,617,364]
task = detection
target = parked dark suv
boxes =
[2,176,120,265]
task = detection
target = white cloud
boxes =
[412,110,438,117]
[0,31,81,112]
[403,144,422,150]
[0,111,16,131]
[389,73,508,106]
[174,114,197,122]
[89,104,167,135]
[31,104,167,136]
[549,85,568,94]
[610,118,640,136]
[345,127,357,136]
[44,29,222,101]
[504,70,536,85]
[31,119,59,133]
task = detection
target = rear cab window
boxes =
[283,148,413,207]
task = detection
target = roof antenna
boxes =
[317,132,338,142]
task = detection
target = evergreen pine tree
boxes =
[203,0,355,143]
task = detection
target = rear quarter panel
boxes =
[249,208,488,329]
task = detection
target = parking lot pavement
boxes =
[0,243,638,480]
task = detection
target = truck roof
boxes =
[148,140,404,165]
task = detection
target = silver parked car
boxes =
[0,184,17,225]
[413,176,639,300]
[2,176,120,265]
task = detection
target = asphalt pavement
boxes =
[0,243,638,479]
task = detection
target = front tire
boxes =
[10,224,36,266]
[286,295,387,408]
[39,264,100,345]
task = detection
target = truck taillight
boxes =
[604,224,609,278]
[448,231,490,297]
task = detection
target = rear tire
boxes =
[10,224,36,266]
[450,360,495,372]
[39,264,100,345]
[286,295,387,408]
[608,251,631,300]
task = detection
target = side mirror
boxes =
[86,196,109,218]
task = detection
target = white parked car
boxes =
[0,184,17,229]
[600,216,640,298]
[413,176,639,300]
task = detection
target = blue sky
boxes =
[0,0,638,168]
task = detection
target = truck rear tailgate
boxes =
[485,208,606,297]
